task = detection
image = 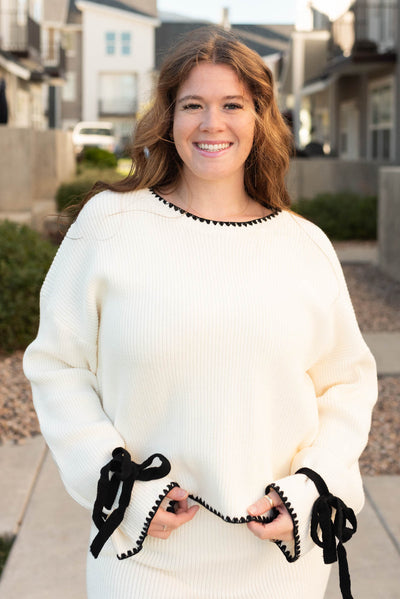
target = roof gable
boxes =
[74,0,154,19]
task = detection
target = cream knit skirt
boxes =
[86,502,331,599]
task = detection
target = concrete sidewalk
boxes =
[1,240,399,598]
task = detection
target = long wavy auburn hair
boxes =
[76,26,293,214]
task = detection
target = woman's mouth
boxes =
[194,142,232,153]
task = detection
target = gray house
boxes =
[281,0,400,162]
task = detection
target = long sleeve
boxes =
[23,195,175,558]
[265,216,378,562]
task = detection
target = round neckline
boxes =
[149,189,281,227]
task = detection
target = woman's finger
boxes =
[247,508,293,542]
[247,489,282,517]
[148,503,199,538]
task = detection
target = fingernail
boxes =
[175,488,187,499]
[248,505,257,515]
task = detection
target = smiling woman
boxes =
[23,26,377,599]
[75,25,293,218]
[169,62,257,219]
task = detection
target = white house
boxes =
[74,0,159,142]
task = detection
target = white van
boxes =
[72,121,116,155]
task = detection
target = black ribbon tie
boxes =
[90,447,171,558]
[296,467,357,599]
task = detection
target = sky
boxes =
[157,0,297,25]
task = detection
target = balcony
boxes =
[0,10,41,57]
[42,44,66,78]
[331,2,397,59]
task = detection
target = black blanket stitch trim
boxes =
[265,483,300,562]
[117,482,180,559]
[189,494,278,525]
[149,189,281,227]
[117,488,279,560]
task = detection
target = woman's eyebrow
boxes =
[177,94,245,104]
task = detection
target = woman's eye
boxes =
[224,103,243,110]
[182,103,202,110]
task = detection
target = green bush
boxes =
[0,536,14,577]
[0,221,57,353]
[291,192,377,240]
[56,168,123,213]
[80,147,118,169]
[55,177,94,213]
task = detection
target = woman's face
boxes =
[172,63,256,186]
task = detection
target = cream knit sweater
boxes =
[23,188,377,598]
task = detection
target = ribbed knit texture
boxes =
[23,188,377,599]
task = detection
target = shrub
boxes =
[0,221,57,353]
[291,192,377,240]
[55,177,94,213]
[56,168,123,213]
[80,147,118,169]
[0,536,14,577]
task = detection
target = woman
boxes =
[24,27,377,599]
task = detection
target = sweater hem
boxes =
[117,487,279,560]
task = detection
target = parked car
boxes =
[72,121,116,155]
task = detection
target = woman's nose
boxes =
[199,108,224,132]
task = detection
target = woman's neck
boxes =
[162,176,268,222]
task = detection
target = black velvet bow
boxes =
[90,447,171,558]
[296,467,357,599]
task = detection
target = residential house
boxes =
[281,0,400,162]
[41,0,68,128]
[61,0,159,144]
[0,0,46,128]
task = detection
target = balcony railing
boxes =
[42,44,66,77]
[331,2,397,58]
[0,10,41,55]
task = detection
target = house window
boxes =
[121,32,131,55]
[99,73,137,115]
[62,72,76,102]
[105,32,116,55]
[339,101,359,160]
[62,31,76,56]
[367,0,396,51]
[369,81,393,160]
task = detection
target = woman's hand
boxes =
[148,487,199,539]
[246,489,294,542]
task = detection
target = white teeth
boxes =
[197,143,230,152]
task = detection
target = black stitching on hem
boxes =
[117,482,179,560]
[149,189,281,226]
[265,483,301,563]
[189,494,278,525]
[116,486,279,560]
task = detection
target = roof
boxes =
[155,22,293,70]
[234,24,293,56]
[67,0,82,24]
[74,0,155,19]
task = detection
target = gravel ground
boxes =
[1,259,399,475]
[343,263,400,332]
